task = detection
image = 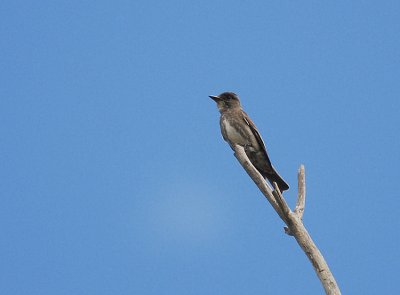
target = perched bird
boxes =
[209,92,289,191]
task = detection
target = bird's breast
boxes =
[222,119,245,144]
[220,115,261,150]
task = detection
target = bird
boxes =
[209,92,289,192]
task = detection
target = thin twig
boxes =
[272,182,293,235]
[272,182,291,217]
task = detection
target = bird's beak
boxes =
[209,95,220,101]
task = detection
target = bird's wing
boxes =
[242,111,272,167]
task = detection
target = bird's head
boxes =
[209,92,241,112]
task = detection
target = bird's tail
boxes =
[267,170,289,192]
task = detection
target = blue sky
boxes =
[1,1,399,294]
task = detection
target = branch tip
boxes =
[295,164,306,219]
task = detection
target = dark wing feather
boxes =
[241,111,272,167]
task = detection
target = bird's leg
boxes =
[244,143,256,153]
[243,143,251,151]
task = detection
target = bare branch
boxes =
[233,145,286,222]
[288,214,341,295]
[232,145,341,295]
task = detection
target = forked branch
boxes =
[233,145,341,295]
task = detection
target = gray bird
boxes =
[209,92,289,191]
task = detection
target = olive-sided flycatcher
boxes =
[209,92,289,191]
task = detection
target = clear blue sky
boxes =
[1,1,399,294]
